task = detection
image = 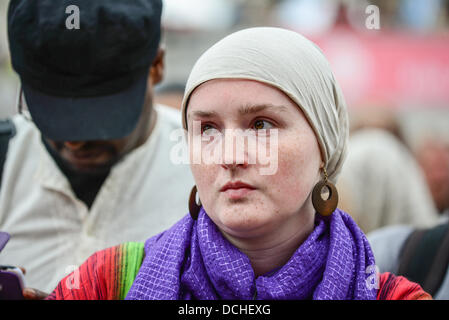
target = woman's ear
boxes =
[149,47,165,86]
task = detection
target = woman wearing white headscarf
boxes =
[45,28,430,300]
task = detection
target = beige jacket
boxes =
[0,104,194,292]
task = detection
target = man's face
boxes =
[45,91,155,174]
[46,136,139,174]
[43,48,164,174]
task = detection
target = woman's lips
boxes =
[220,181,256,200]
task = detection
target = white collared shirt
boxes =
[0,104,194,292]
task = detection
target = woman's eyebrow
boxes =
[188,110,219,119]
[188,104,289,119]
[238,104,289,115]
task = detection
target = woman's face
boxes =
[187,79,323,239]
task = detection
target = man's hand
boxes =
[17,267,49,300]
[22,288,49,300]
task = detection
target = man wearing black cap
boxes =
[0,0,193,293]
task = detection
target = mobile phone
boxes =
[0,232,25,300]
[0,265,26,300]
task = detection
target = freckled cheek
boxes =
[265,141,316,208]
[190,164,218,197]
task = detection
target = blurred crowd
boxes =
[1,0,449,241]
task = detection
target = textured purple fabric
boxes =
[126,208,377,300]
[0,231,10,253]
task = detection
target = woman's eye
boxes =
[202,124,218,135]
[253,120,273,130]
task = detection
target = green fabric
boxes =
[119,242,145,299]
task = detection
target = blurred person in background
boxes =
[366,116,449,300]
[347,107,449,220]
[414,138,449,218]
[0,0,193,295]
[348,106,405,146]
[154,82,185,110]
[398,110,449,218]
[369,206,449,299]
[338,129,439,234]
[398,0,446,33]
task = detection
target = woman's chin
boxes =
[212,208,272,238]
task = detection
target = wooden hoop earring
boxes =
[312,169,338,217]
[189,185,201,220]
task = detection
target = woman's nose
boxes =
[220,131,249,170]
[221,159,248,170]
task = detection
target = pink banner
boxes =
[310,28,449,109]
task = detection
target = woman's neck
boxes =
[221,207,316,277]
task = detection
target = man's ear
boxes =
[149,47,165,86]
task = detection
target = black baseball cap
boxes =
[7,0,162,141]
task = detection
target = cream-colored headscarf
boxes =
[181,27,348,182]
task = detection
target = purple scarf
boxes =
[126,208,377,300]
